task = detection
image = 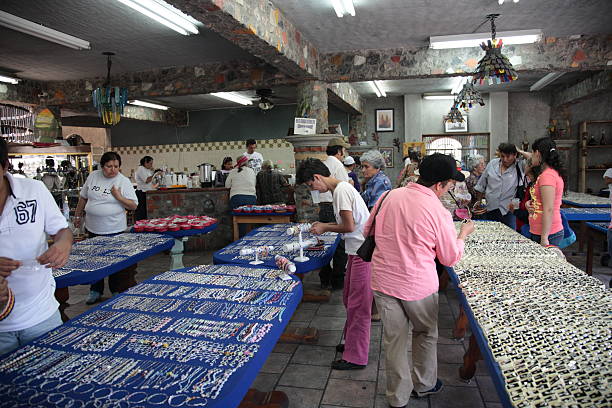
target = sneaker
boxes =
[85,291,101,305]
[331,359,366,370]
[411,379,443,398]
[335,343,345,353]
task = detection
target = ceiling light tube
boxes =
[0,75,20,84]
[342,0,356,16]
[430,29,542,49]
[131,0,198,34]
[529,72,564,92]
[210,92,253,106]
[423,94,456,100]
[330,0,345,18]
[128,100,169,110]
[115,0,198,35]
[369,82,381,98]
[0,10,90,50]
[374,81,387,97]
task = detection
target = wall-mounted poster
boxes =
[379,147,394,168]
[375,109,394,132]
[444,116,468,133]
[402,142,426,160]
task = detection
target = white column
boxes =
[403,94,422,142]
[488,92,509,157]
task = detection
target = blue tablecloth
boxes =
[53,233,174,288]
[232,211,295,216]
[445,267,513,408]
[587,221,610,233]
[213,223,340,274]
[0,264,302,408]
[560,207,611,221]
[562,199,610,208]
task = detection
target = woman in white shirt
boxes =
[134,156,158,220]
[74,152,138,304]
[225,155,256,237]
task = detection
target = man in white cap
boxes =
[344,156,360,192]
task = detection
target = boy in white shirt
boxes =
[297,158,372,371]
[244,139,264,174]
[0,138,73,355]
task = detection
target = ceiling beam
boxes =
[39,60,296,106]
[553,70,612,107]
[320,35,612,82]
[327,83,363,114]
[165,0,320,80]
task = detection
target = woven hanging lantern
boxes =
[456,81,485,111]
[472,14,518,86]
[92,52,128,126]
[446,101,465,123]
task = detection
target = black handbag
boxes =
[357,191,390,262]
[515,163,526,200]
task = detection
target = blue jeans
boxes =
[0,310,62,356]
[530,230,564,247]
[485,210,516,230]
[230,194,257,237]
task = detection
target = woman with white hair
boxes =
[361,150,392,211]
[465,154,486,209]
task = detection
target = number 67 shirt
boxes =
[0,173,68,332]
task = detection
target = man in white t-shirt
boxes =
[604,168,612,268]
[0,138,73,355]
[297,158,372,371]
[319,137,351,290]
[244,139,264,174]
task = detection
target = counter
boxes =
[146,188,232,250]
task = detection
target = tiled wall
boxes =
[113,138,295,180]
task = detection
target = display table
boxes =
[231,212,295,241]
[586,222,610,275]
[213,223,339,275]
[0,264,302,408]
[53,233,174,321]
[449,221,610,407]
[560,207,611,221]
[562,191,610,208]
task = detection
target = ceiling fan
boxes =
[246,88,292,111]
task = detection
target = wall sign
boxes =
[294,118,317,135]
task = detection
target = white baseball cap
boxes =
[343,156,355,165]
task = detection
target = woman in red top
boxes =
[525,138,565,246]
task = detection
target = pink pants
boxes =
[342,255,373,365]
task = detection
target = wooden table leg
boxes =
[586,230,594,276]
[579,221,587,253]
[459,334,482,380]
[233,217,239,241]
[54,287,70,322]
[453,306,468,339]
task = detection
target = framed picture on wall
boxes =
[375,109,394,132]
[379,147,394,168]
[402,142,426,160]
[444,116,468,133]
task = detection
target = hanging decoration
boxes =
[472,14,518,85]
[456,80,485,111]
[445,100,465,123]
[92,52,128,126]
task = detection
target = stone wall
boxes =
[508,92,552,147]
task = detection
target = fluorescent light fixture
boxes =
[423,94,455,100]
[128,100,169,110]
[0,75,20,84]
[369,81,386,97]
[451,77,469,95]
[115,0,199,35]
[330,0,355,17]
[430,29,542,49]
[210,92,253,106]
[530,72,564,92]
[0,10,90,50]
[498,0,520,4]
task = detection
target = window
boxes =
[422,133,490,167]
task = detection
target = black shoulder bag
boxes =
[357,191,390,262]
[515,162,526,199]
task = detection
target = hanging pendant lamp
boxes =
[446,100,465,123]
[92,52,128,126]
[456,80,485,111]
[472,14,518,86]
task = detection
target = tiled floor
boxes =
[63,243,612,408]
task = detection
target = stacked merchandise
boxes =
[133,215,218,233]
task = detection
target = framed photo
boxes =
[402,142,426,159]
[379,147,394,168]
[444,116,468,133]
[375,109,394,132]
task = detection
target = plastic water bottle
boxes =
[62,196,70,221]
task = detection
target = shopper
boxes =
[396,150,421,187]
[256,160,288,205]
[524,138,566,246]
[319,137,351,290]
[366,153,474,408]
[215,157,233,187]
[74,151,138,304]
[361,150,392,211]
[134,155,158,221]
[465,154,486,209]
[474,143,526,229]
[343,156,360,192]
[297,158,372,370]
[0,138,73,355]
[243,139,264,174]
[226,155,257,237]
[604,168,612,267]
